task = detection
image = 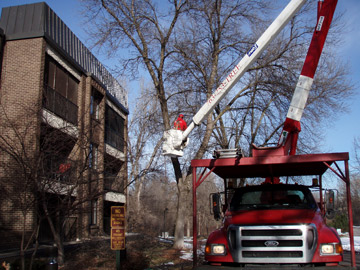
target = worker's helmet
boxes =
[179,114,184,118]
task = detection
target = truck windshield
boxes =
[229,185,317,211]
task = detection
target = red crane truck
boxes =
[192,151,353,267]
[163,0,356,267]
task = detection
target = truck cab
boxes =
[205,183,342,267]
[190,152,354,267]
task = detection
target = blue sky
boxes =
[1,0,359,160]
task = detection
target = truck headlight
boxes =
[320,243,342,255]
[205,244,226,255]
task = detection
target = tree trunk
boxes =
[135,177,143,215]
[20,216,25,270]
[42,200,65,266]
[173,179,190,249]
[29,223,40,270]
[186,217,190,238]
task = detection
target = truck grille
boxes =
[228,224,317,264]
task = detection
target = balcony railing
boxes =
[43,85,78,125]
[104,176,125,193]
[43,170,74,185]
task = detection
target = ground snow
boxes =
[340,236,360,252]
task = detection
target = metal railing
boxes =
[105,129,124,152]
[104,176,125,192]
[43,85,78,125]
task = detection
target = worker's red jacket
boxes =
[174,117,187,131]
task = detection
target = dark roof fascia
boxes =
[105,89,129,115]
[3,31,44,40]
[0,2,47,41]
[46,36,87,74]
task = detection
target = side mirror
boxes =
[211,193,222,221]
[325,190,336,219]
[326,190,335,210]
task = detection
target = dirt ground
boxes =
[63,234,196,270]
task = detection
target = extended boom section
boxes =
[277,0,338,155]
[163,0,307,157]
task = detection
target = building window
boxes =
[91,88,103,120]
[89,143,99,169]
[91,199,98,225]
[105,105,125,152]
[43,56,79,125]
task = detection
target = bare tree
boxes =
[127,83,164,228]
[196,175,223,236]
[82,0,191,248]
[81,0,354,249]
[0,105,41,270]
[167,0,273,247]
[0,102,108,268]
[353,137,360,175]
[202,2,354,156]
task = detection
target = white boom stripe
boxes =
[287,75,313,121]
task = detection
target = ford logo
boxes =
[264,240,279,247]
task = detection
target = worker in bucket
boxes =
[173,114,187,131]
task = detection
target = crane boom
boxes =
[277,0,338,155]
[163,0,307,157]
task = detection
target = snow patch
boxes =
[340,236,360,252]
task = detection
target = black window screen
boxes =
[43,56,79,125]
[105,105,125,151]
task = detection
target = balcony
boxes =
[105,129,124,152]
[43,162,75,185]
[43,85,78,125]
[104,176,125,193]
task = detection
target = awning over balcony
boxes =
[105,144,125,161]
[105,191,125,203]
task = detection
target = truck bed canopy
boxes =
[191,152,349,179]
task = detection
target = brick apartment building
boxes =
[0,2,128,249]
